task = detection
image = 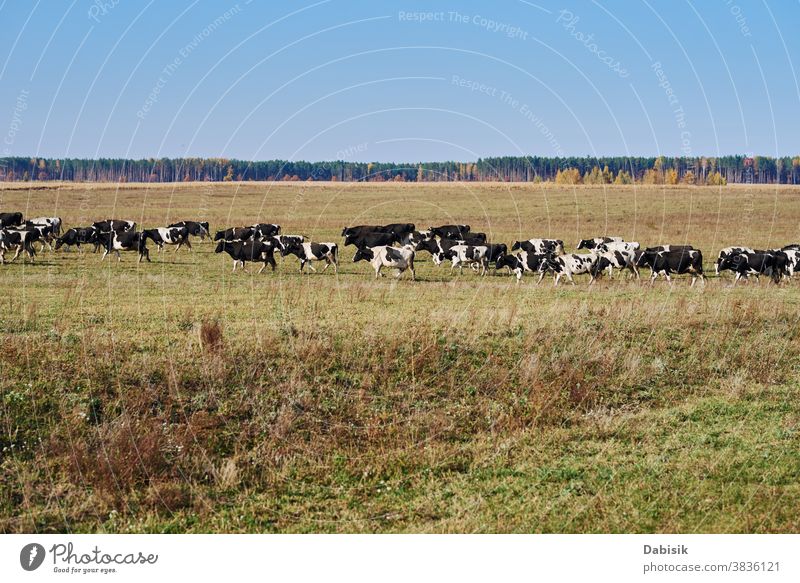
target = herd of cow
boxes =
[0,211,797,285]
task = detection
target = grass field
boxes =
[1,181,800,533]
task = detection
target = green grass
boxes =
[1,181,799,532]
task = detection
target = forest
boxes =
[1,154,798,184]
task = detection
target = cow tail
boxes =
[331,244,338,264]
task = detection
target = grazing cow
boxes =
[353,245,416,280]
[93,219,136,233]
[281,241,338,273]
[55,227,98,251]
[577,237,623,250]
[213,227,254,242]
[590,249,640,281]
[97,231,150,263]
[539,253,599,285]
[0,229,37,263]
[718,252,787,285]
[27,216,62,236]
[251,223,281,238]
[429,224,471,240]
[214,240,276,273]
[344,231,398,249]
[0,212,23,228]
[715,246,755,275]
[636,249,706,286]
[142,226,192,252]
[169,221,210,240]
[441,244,490,275]
[511,238,565,255]
[496,251,549,282]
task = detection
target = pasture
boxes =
[1,181,800,533]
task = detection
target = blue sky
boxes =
[1,0,798,161]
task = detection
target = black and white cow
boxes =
[55,227,98,251]
[344,231,398,249]
[169,221,210,240]
[98,231,150,263]
[717,251,787,285]
[715,246,755,276]
[429,224,470,240]
[213,227,254,242]
[598,241,640,254]
[496,252,549,282]
[22,222,56,251]
[441,244,491,275]
[268,234,305,252]
[93,219,136,233]
[0,212,23,228]
[0,228,37,263]
[590,249,640,281]
[577,236,623,250]
[142,226,192,252]
[780,248,800,277]
[382,223,416,239]
[281,241,338,273]
[341,225,386,238]
[645,245,694,253]
[415,238,469,264]
[636,249,705,286]
[251,223,281,239]
[214,240,276,273]
[539,253,599,285]
[27,216,62,236]
[511,238,565,255]
[398,230,432,247]
[353,245,416,280]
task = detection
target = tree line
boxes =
[1,155,799,184]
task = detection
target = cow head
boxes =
[511,241,523,251]
[353,248,373,263]
[495,254,518,271]
[281,241,302,257]
[214,241,226,253]
[414,239,438,254]
[213,230,227,241]
[577,239,593,250]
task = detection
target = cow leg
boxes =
[269,256,276,271]
[258,262,267,274]
[536,270,546,285]
[299,260,305,273]
[649,272,658,286]
[321,258,331,273]
[101,248,109,261]
[307,262,317,273]
[409,259,416,281]
[116,250,122,262]
[567,272,576,286]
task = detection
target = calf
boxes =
[636,249,705,286]
[715,246,755,275]
[98,231,150,263]
[539,253,599,285]
[590,249,640,281]
[511,238,565,255]
[353,245,416,280]
[496,251,549,282]
[0,212,24,228]
[441,244,490,275]
[214,240,276,273]
[718,251,787,285]
[344,231,398,249]
[55,227,98,251]
[282,241,338,273]
[169,221,210,240]
[142,227,192,252]
[429,224,470,239]
[577,236,623,250]
[213,227,254,242]
[0,228,37,263]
